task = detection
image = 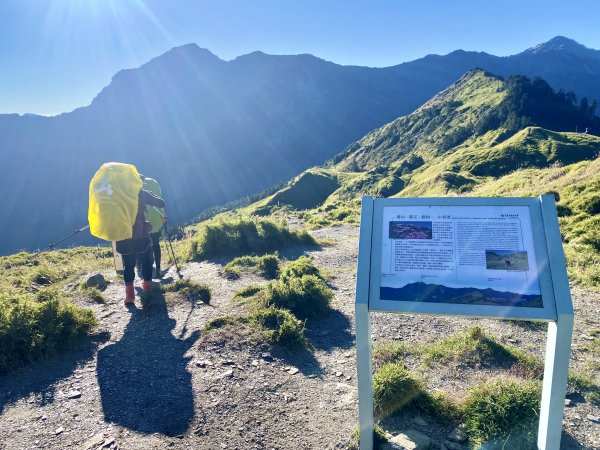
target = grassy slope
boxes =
[244,70,600,287]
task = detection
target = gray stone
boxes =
[448,425,468,443]
[587,414,600,423]
[382,429,432,449]
[86,274,107,291]
[564,398,573,406]
[83,433,104,450]
[66,390,81,399]
[55,427,64,435]
[288,367,299,375]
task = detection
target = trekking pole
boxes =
[34,224,90,255]
[161,224,183,279]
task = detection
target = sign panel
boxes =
[356,195,573,450]
[368,198,557,320]
[381,205,542,307]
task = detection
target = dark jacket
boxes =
[116,190,166,255]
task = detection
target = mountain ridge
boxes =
[2,37,600,254]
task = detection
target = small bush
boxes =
[234,285,263,301]
[223,253,280,279]
[250,308,307,350]
[36,287,61,303]
[279,256,325,283]
[202,308,307,350]
[372,361,425,419]
[262,275,332,319]
[462,379,541,448]
[0,295,97,373]
[164,279,211,304]
[190,217,315,260]
[81,287,106,304]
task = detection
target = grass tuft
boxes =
[190,216,315,261]
[163,279,211,304]
[372,361,426,419]
[0,295,97,373]
[461,379,541,449]
[223,253,280,279]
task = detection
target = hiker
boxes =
[116,187,166,304]
[139,175,167,279]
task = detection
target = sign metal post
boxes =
[355,195,573,450]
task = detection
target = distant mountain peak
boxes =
[523,36,594,56]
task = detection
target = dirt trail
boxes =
[0,225,599,449]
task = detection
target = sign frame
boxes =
[355,195,574,450]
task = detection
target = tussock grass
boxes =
[374,326,543,378]
[189,216,315,261]
[80,287,107,304]
[163,279,211,304]
[223,253,280,279]
[233,256,333,320]
[372,361,426,419]
[462,379,541,449]
[279,256,326,283]
[202,307,307,350]
[0,295,97,373]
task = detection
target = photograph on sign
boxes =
[380,205,542,308]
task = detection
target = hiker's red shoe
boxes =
[125,283,135,304]
[142,280,152,293]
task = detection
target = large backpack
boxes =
[142,177,165,233]
[88,162,143,241]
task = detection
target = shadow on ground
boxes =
[0,331,109,414]
[97,291,199,436]
[306,309,354,352]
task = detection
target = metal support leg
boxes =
[537,314,574,449]
[356,301,374,450]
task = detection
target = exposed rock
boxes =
[66,390,82,399]
[86,274,108,291]
[288,368,299,375]
[447,425,467,443]
[55,426,64,435]
[587,414,600,423]
[83,433,104,450]
[382,429,432,449]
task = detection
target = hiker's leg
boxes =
[150,232,161,275]
[139,246,154,282]
[122,253,136,283]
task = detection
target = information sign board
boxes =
[355,195,573,450]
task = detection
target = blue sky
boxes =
[2,0,600,115]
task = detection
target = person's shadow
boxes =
[97,290,199,436]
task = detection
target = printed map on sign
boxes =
[380,205,542,307]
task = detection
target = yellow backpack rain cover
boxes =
[88,162,143,241]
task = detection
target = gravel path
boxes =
[0,224,598,449]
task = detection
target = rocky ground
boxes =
[0,225,599,449]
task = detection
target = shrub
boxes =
[0,295,97,373]
[262,275,332,319]
[223,253,280,279]
[250,308,307,350]
[461,379,541,448]
[372,361,425,419]
[81,287,106,304]
[279,256,325,283]
[202,307,307,350]
[190,217,315,260]
[164,279,211,304]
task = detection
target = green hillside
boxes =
[249,69,600,287]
